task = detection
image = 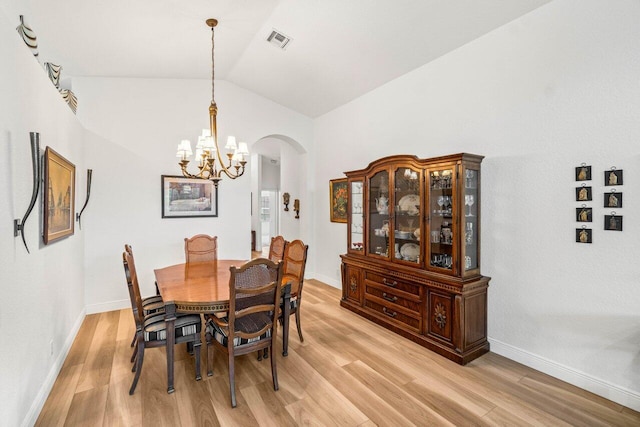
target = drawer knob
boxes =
[382,278,397,287]
[382,292,398,302]
[383,307,397,318]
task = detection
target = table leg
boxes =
[282,283,291,357]
[165,302,177,394]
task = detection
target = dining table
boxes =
[154,259,291,394]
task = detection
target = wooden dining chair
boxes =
[268,235,288,263]
[124,245,164,357]
[184,234,218,263]
[205,258,284,407]
[122,249,202,395]
[281,239,309,343]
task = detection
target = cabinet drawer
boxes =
[364,284,421,313]
[364,299,420,331]
[364,271,420,296]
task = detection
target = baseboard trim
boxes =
[86,298,129,314]
[22,308,86,427]
[310,273,340,289]
[489,337,640,412]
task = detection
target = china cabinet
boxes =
[341,153,489,364]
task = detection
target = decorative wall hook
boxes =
[14,132,41,253]
[294,198,300,219]
[76,169,93,229]
[283,192,290,211]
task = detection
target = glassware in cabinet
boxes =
[428,167,455,272]
[349,180,364,253]
[463,166,479,272]
[393,166,422,265]
[368,170,389,258]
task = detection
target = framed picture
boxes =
[43,147,75,244]
[576,207,592,222]
[604,169,623,186]
[329,178,348,223]
[575,165,592,181]
[576,228,592,243]
[575,185,592,201]
[161,175,218,218]
[604,215,623,231]
[604,191,622,208]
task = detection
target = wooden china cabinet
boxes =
[341,153,489,365]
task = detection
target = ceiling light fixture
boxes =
[176,18,249,187]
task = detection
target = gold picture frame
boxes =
[329,178,348,223]
[43,147,75,244]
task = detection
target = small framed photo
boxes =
[575,185,592,201]
[576,207,592,222]
[575,165,592,181]
[576,228,592,243]
[604,215,623,231]
[161,175,218,218]
[44,147,76,244]
[604,169,623,186]
[604,192,622,208]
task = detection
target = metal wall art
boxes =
[13,132,42,253]
[576,226,592,243]
[576,206,592,222]
[604,168,623,186]
[76,169,93,229]
[575,164,592,181]
[605,213,623,231]
[604,190,622,208]
[576,183,592,201]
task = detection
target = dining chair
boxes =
[205,258,284,407]
[281,239,309,343]
[184,234,218,263]
[268,235,288,263]
[123,250,202,395]
[124,245,164,357]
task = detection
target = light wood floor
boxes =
[36,279,639,426]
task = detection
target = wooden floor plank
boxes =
[35,280,639,426]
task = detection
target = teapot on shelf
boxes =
[375,195,389,214]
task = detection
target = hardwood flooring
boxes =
[36,279,639,426]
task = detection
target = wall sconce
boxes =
[294,199,300,219]
[76,169,93,229]
[283,192,290,211]
[13,132,41,254]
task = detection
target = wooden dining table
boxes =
[154,259,291,394]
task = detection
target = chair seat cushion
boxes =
[143,312,201,342]
[142,295,164,315]
[282,274,300,295]
[206,315,272,347]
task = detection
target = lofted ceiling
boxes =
[7,0,551,118]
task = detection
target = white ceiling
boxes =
[9,0,551,117]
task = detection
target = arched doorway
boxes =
[250,134,307,253]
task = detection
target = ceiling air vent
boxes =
[266,29,292,50]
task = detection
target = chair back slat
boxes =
[122,247,144,329]
[268,236,288,263]
[282,240,309,296]
[184,234,218,263]
[228,258,283,343]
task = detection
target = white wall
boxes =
[72,77,313,312]
[0,10,87,427]
[312,0,640,410]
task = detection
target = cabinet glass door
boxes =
[428,168,455,272]
[393,167,421,265]
[368,170,390,258]
[463,167,479,272]
[349,180,364,253]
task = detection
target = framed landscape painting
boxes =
[43,147,75,244]
[330,178,348,223]
[161,175,218,218]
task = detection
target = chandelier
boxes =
[176,18,249,187]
